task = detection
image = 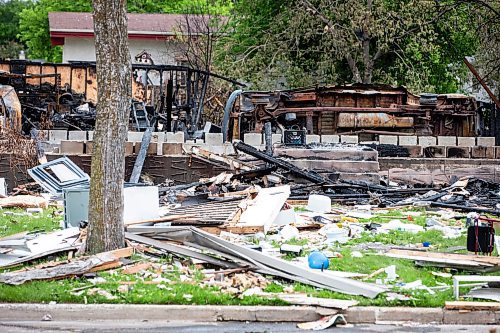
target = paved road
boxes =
[1,321,498,333]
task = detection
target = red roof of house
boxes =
[49,12,202,45]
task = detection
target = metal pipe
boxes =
[222,89,242,142]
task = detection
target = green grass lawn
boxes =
[0,206,497,307]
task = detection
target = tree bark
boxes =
[86,0,131,254]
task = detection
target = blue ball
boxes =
[308,251,330,270]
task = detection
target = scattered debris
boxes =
[297,314,347,330]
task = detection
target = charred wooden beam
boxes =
[234,141,333,185]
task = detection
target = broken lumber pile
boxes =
[381,249,500,272]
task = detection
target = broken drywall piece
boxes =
[297,314,347,330]
[238,185,290,232]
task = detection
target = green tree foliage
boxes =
[19,0,91,62]
[217,0,484,93]
[0,0,32,59]
[18,0,232,62]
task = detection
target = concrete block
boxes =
[398,136,417,146]
[49,130,67,143]
[418,136,436,147]
[340,135,358,144]
[379,135,398,145]
[477,136,496,147]
[87,131,94,141]
[321,135,339,144]
[195,139,204,144]
[443,310,497,324]
[471,146,495,159]
[289,160,379,173]
[203,144,236,155]
[165,132,185,143]
[376,307,443,324]
[306,135,320,144]
[243,133,263,146]
[423,146,446,158]
[401,145,422,157]
[272,134,282,144]
[437,136,456,146]
[150,132,165,143]
[205,133,223,145]
[275,147,378,161]
[127,131,143,142]
[162,143,183,155]
[60,140,84,155]
[447,146,470,158]
[344,307,377,324]
[68,131,87,141]
[457,137,476,147]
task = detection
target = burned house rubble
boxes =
[0,60,499,322]
[224,84,485,142]
[0,60,244,136]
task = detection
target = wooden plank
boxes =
[125,214,196,226]
[445,301,500,311]
[387,249,500,266]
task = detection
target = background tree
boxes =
[217,0,482,93]
[18,0,231,62]
[86,0,131,254]
[0,0,32,59]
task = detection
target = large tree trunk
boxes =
[86,0,131,254]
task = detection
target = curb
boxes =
[0,304,499,325]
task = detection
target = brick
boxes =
[423,146,446,158]
[124,142,134,155]
[495,147,500,159]
[379,135,398,145]
[205,133,223,145]
[162,143,183,155]
[321,135,339,144]
[457,137,476,147]
[398,136,417,146]
[68,131,87,141]
[85,141,93,154]
[477,136,496,147]
[49,130,67,143]
[401,145,422,157]
[272,134,282,144]
[447,146,470,158]
[340,135,358,144]
[471,146,495,159]
[243,133,263,145]
[418,136,436,147]
[60,140,84,155]
[437,136,456,146]
[306,135,320,144]
[148,142,157,155]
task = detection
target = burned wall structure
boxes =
[228,84,479,141]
